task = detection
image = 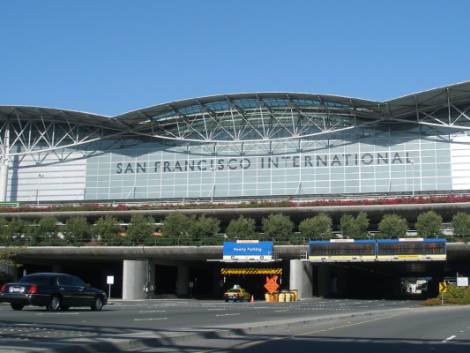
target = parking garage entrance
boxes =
[220,265,286,300]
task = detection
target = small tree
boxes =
[355,212,370,239]
[189,215,220,243]
[93,216,119,245]
[5,218,27,246]
[62,217,91,245]
[262,214,293,241]
[299,213,333,240]
[127,215,155,245]
[0,218,10,245]
[162,213,191,243]
[378,214,408,238]
[451,212,470,240]
[340,213,369,239]
[226,216,256,240]
[33,217,60,245]
[415,211,442,238]
[340,214,356,238]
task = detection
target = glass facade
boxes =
[83,127,453,200]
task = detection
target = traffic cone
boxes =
[250,295,255,303]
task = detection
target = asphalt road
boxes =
[1,299,468,352]
[212,305,470,353]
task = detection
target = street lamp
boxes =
[209,165,216,202]
[36,173,44,206]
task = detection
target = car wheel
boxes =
[61,305,70,311]
[47,295,61,312]
[11,303,24,311]
[91,296,103,311]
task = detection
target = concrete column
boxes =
[0,164,8,202]
[176,265,189,297]
[122,259,153,300]
[0,127,9,202]
[317,264,330,297]
[289,259,313,299]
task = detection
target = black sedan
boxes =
[0,272,107,311]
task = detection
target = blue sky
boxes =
[0,1,469,116]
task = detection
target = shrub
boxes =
[443,284,470,304]
[299,214,333,240]
[189,215,220,243]
[62,217,91,245]
[92,216,119,245]
[262,214,293,241]
[378,214,408,238]
[127,215,155,245]
[415,211,442,238]
[226,216,256,240]
[452,212,470,240]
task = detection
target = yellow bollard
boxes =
[291,290,298,301]
[285,292,292,302]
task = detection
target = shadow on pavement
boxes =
[1,318,470,353]
[232,336,470,353]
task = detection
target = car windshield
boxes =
[18,275,53,285]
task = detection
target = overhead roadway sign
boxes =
[220,268,282,276]
[223,241,273,262]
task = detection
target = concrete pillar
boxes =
[289,259,313,299]
[0,164,8,202]
[0,127,9,202]
[122,259,153,300]
[317,264,330,297]
[176,265,189,297]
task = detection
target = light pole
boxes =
[36,173,44,206]
[410,159,415,197]
[210,165,216,202]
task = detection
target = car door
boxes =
[71,276,94,306]
[57,275,75,306]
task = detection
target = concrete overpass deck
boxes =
[2,243,469,301]
[5,243,470,262]
[1,202,470,224]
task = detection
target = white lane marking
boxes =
[207,308,226,311]
[442,335,456,342]
[35,312,79,316]
[133,317,168,321]
[216,313,240,317]
[137,310,166,314]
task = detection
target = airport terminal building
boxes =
[1,82,470,203]
[3,82,470,300]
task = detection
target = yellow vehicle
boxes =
[223,285,251,302]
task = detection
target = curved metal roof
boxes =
[0,105,123,130]
[1,81,470,143]
[115,92,381,125]
[115,81,470,122]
